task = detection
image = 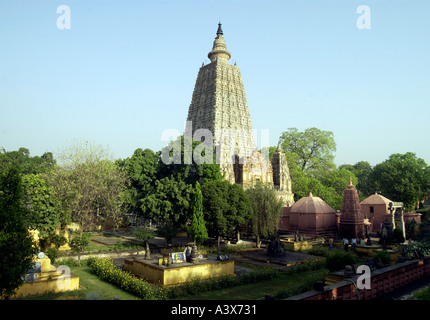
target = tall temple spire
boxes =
[186,22,294,207]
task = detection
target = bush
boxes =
[401,238,430,258]
[113,239,124,251]
[57,257,80,267]
[307,247,328,257]
[46,247,59,264]
[325,251,357,272]
[394,228,405,243]
[50,234,67,248]
[372,250,391,266]
[414,287,430,300]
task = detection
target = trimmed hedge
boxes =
[87,257,173,300]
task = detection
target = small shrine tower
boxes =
[339,178,365,239]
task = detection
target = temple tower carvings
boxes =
[186,23,256,183]
[185,23,294,205]
[339,178,365,239]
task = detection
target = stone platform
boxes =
[13,256,79,298]
[124,255,235,287]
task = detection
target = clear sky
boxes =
[1,0,429,167]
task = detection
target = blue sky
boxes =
[1,0,429,167]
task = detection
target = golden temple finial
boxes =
[208,22,231,62]
[348,176,354,189]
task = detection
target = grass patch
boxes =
[183,268,328,300]
[411,286,430,300]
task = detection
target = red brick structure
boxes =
[361,193,393,233]
[361,193,422,234]
[339,179,365,240]
[278,193,337,237]
[286,257,430,300]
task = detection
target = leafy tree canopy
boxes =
[189,182,208,245]
[201,179,253,238]
[246,182,284,241]
[0,147,55,174]
[0,165,38,298]
[22,174,62,249]
[280,127,336,176]
[371,152,430,211]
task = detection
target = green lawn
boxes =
[17,261,328,301]
[182,269,328,300]
[19,235,329,301]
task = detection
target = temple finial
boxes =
[208,22,231,62]
[216,22,223,36]
[348,176,354,189]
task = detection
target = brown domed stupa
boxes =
[287,192,337,236]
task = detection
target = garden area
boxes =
[18,254,328,301]
[13,235,430,301]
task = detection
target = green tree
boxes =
[202,180,253,254]
[116,148,159,217]
[201,180,230,254]
[120,137,223,228]
[132,226,155,259]
[47,141,128,232]
[371,152,430,211]
[246,182,284,247]
[189,182,208,246]
[141,176,194,229]
[307,178,342,211]
[339,161,374,198]
[0,147,55,174]
[283,152,351,210]
[317,168,358,210]
[21,174,61,251]
[0,166,38,299]
[158,135,223,185]
[156,222,179,246]
[279,127,336,176]
[228,183,254,241]
[69,233,90,266]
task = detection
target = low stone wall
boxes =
[57,248,147,263]
[286,256,430,300]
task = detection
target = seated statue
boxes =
[267,233,286,257]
